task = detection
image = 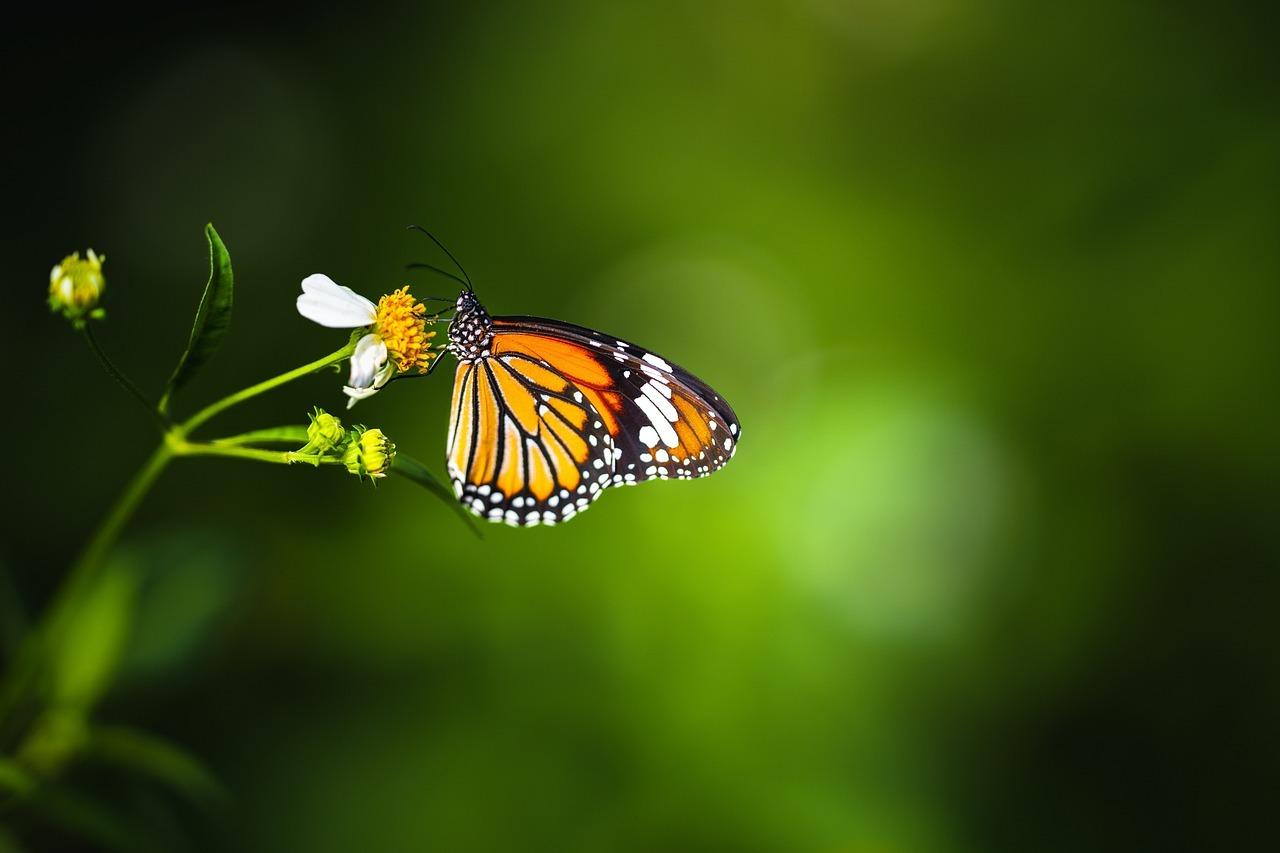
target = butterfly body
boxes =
[443,290,740,526]
[446,291,494,361]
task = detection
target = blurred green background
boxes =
[4,1,1278,850]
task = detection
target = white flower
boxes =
[296,274,393,408]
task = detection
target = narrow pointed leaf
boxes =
[159,224,234,412]
[86,725,227,807]
[391,453,482,537]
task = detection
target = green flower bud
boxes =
[49,249,106,324]
[343,427,395,480]
[301,407,345,453]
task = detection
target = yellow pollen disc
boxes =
[375,286,437,373]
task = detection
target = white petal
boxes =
[296,273,377,328]
[347,334,389,389]
[344,352,395,410]
[343,384,380,408]
[373,359,395,388]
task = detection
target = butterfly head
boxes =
[446,290,492,361]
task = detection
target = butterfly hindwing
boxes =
[446,353,616,526]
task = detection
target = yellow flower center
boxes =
[374,286,437,373]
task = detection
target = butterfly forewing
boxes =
[490,317,740,483]
[446,354,617,526]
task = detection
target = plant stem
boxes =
[50,444,174,629]
[179,340,355,437]
[81,326,169,431]
[170,441,332,466]
[0,443,173,731]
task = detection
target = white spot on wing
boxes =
[636,395,680,448]
[642,352,672,372]
[640,382,678,422]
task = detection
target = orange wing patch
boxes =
[548,396,587,429]
[491,333,612,389]
[495,415,523,498]
[470,366,500,484]
[447,363,475,483]
[542,406,589,464]
[507,357,570,392]
[674,395,712,446]
[538,415,581,492]
[525,438,555,501]
[489,361,540,435]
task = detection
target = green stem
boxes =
[0,444,173,731]
[179,340,355,437]
[81,325,169,431]
[171,441,333,466]
[50,444,173,629]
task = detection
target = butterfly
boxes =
[437,284,740,527]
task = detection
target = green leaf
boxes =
[159,223,234,413]
[0,756,35,798]
[85,725,227,808]
[210,425,310,447]
[391,453,482,538]
[48,560,139,710]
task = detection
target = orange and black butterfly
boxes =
[425,259,740,527]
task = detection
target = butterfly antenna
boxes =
[405,261,470,291]
[406,225,474,292]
